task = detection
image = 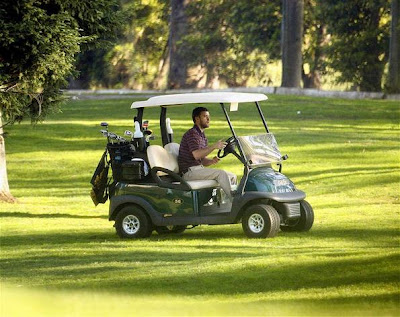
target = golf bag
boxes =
[107,142,134,182]
[90,149,110,206]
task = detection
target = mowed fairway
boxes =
[1,94,399,316]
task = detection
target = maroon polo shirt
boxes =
[178,125,208,174]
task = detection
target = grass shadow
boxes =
[1,234,398,298]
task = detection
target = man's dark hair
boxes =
[192,107,208,123]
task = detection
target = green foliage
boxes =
[74,0,169,89]
[0,0,122,124]
[301,0,326,88]
[1,95,399,315]
[0,1,80,123]
[184,0,281,87]
[73,0,283,89]
[69,0,393,91]
[320,0,391,91]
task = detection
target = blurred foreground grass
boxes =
[1,95,399,316]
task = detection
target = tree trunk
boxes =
[281,0,304,88]
[388,0,400,93]
[168,0,191,89]
[302,67,321,89]
[302,22,324,89]
[154,40,170,89]
[0,110,16,203]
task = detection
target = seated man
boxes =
[178,107,237,199]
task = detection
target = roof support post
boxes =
[160,106,169,146]
[255,102,269,133]
[134,107,144,130]
[220,103,247,166]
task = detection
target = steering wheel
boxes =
[217,136,238,158]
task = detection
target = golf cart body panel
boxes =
[109,182,237,226]
[245,166,298,194]
[91,92,314,238]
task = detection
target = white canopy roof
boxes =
[130,92,268,109]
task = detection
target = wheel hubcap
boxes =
[248,213,264,233]
[122,215,140,235]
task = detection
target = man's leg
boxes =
[226,171,237,186]
[183,166,233,198]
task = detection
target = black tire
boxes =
[115,206,153,238]
[155,225,186,235]
[280,200,314,232]
[242,204,280,238]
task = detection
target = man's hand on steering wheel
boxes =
[217,136,237,158]
[213,139,227,150]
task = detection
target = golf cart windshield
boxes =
[238,134,282,166]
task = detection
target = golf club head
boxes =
[124,130,133,137]
[108,132,118,140]
[116,136,126,142]
[100,122,109,128]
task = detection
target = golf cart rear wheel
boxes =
[280,200,314,232]
[155,225,186,235]
[115,206,153,238]
[242,204,280,238]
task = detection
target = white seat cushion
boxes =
[147,145,179,175]
[164,143,180,160]
[149,144,219,190]
[172,180,219,190]
[186,180,219,190]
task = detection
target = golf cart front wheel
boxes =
[115,206,153,238]
[280,200,314,232]
[155,225,186,235]
[242,204,280,238]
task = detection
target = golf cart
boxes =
[90,92,314,238]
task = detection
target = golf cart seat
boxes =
[164,142,180,160]
[147,145,219,190]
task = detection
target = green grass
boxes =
[1,95,399,316]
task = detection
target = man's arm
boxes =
[192,139,226,161]
[201,156,220,166]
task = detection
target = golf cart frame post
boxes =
[219,100,275,196]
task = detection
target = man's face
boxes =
[196,111,210,129]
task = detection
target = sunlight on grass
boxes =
[1,95,399,316]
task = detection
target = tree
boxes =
[168,0,192,89]
[71,0,169,90]
[387,0,400,93]
[0,109,14,202]
[181,0,281,88]
[322,0,390,92]
[302,0,327,89]
[0,0,121,201]
[281,0,304,88]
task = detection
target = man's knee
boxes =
[226,171,237,184]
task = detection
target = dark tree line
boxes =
[71,0,398,93]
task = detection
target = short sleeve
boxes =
[186,129,203,153]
